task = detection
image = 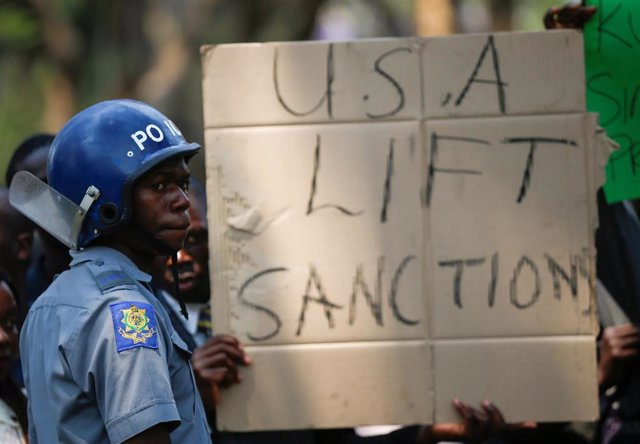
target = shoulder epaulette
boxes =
[89,266,138,294]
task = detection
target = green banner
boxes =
[585,0,640,203]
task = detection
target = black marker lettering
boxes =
[629,11,640,45]
[273,44,335,118]
[544,253,578,300]
[502,137,577,203]
[238,267,288,342]
[576,247,593,317]
[596,1,631,51]
[390,255,419,325]
[296,265,343,336]
[366,47,411,119]
[349,257,384,326]
[306,134,363,216]
[630,84,640,119]
[441,92,452,107]
[439,257,486,309]
[606,133,634,181]
[587,72,621,127]
[488,252,499,307]
[577,247,591,280]
[423,133,488,207]
[510,256,540,309]
[380,138,395,223]
[614,134,640,177]
[454,35,508,114]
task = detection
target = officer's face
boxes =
[0,281,18,378]
[133,156,191,253]
[161,200,210,303]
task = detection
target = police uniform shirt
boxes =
[157,288,208,347]
[20,246,211,444]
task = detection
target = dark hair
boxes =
[5,133,55,186]
[0,267,18,308]
[189,175,207,209]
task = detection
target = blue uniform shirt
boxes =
[20,246,211,444]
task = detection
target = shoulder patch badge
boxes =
[109,301,159,352]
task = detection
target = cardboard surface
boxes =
[422,31,585,118]
[425,114,593,338]
[433,336,599,423]
[202,39,421,127]
[216,341,432,431]
[202,31,603,431]
[207,123,425,345]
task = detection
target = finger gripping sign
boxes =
[584,0,640,202]
[201,31,602,431]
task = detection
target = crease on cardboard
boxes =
[227,207,262,233]
[226,206,290,235]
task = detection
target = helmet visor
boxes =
[9,171,85,250]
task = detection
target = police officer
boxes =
[13,100,211,443]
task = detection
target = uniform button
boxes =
[612,401,620,411]
[95,260,104,266]
[605,385,617,397]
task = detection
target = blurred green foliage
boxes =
[0,5,39,49]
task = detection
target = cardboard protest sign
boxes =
[584,0,640,202]
[201,31,601,431]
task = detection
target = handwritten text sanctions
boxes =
[209,115,592,345]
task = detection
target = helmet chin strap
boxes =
[171,252,189,320]
[129,223,189,320]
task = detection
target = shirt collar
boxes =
[160,289,206,335]
[69,246,152,283]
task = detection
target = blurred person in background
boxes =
[594,191,640,444]
[0,269,27,443]
[0,188,33,324]
[5,134,71,308]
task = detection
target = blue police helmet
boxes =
[48,99,201,248]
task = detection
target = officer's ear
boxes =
[15,231,33,262]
